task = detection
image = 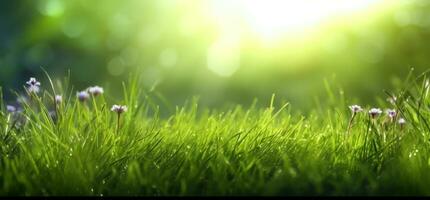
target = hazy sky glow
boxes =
[204,0,391,76]
[3,0,426,109]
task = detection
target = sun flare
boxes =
[209,0,387,40]
[205,0,390,76]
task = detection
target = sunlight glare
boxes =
[241,0,385,39]
[206,0,387,76]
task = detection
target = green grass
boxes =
[1,71,430,196]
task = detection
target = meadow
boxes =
[1,70,430,196]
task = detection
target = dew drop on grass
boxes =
[102,180,106,184]
[91,188,94,193]
[186,145,191,149]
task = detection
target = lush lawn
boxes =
[1,72,430,196]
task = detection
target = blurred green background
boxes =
[1,0,430,110]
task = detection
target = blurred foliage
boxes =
[1,0,430,110]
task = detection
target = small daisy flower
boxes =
[26,77,41,87]
[6,105,16,113]
[111,105,128,114]
[398,118,406,125]
[398,118,406,130]
[369,108,382,119]
[77,91,90,102]
[347,105,363,134]
[349,105,363,114]
[55,95,63,104]
[26,77,41,94]
[386,109,397,119]
[88,86,104,96]
[111,105,128,134]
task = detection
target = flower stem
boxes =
[116,113,121,134]
[362,115,371,159]
[347,113,356,134]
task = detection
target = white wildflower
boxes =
[88,86,104,96]
[6,105,16,113]
[26,77,41,87]
[26,77,41,94]
[349,105,363,114]
[55,95,63,104]
[386,109,397,119]
[369,108,382,119]
[111,105,128,114]
[111,105,128,133]
[77,91,90,102]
